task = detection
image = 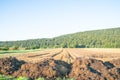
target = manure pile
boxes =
[0,57,120,80]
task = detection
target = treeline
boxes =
[0,27,120,50]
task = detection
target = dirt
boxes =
[69,58,117,80]
[14,48,120,63]
[0,57,120,80]
[1,48,120,63]
[13,59,71,80]
[0,57,71,80]
[0,57,25,75]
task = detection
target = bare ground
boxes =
[0,57,120,80]
[0,48,120,80]
[14,48,120,63]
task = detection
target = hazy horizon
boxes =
[0,27,119,41]
[0,0,120,41]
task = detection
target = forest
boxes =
[0,27,120,50]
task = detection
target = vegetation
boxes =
[17,77,29,80]
[56,77,75,80]
[0,74,75,80]
[0,49,40,54]
[0,28,120,50]
[0,75,30,80]
[0,74,14,80]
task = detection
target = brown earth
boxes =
[13,59,71,80]
[1,48,120,63]
[0,48,120,80]
[0,57,71,80]
[0,57,120,80]
[0,57,25,75]
[69,58,120,80]
[15,48,120,63]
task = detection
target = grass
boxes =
[56,77,75,80]
[0,74,75,80]
[0,74,15,80]
[0,49,41,54]
[36,77,44,80]
[0,75,30,80]
[0,48,54,54]
[0,49,48,58]
[17,77,29,80]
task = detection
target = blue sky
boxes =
[0,0,120,41]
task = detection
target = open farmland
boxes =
[0,48,120,63]
[13,48,120,63]
[0,48,120,80]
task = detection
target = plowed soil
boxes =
[16,48,120,63]
[0,48,120,80]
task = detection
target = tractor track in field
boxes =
[14,48,120,63]
[51,49,63,57]
[28,53,49,58]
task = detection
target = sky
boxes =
[0,0,120,41]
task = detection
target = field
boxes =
[0,49,46,58]
[0,48,120,80]
[0,48,120,63]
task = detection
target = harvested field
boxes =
[0,48,120,79]
[11,48,120,63]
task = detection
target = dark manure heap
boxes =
[0,57,120,80]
